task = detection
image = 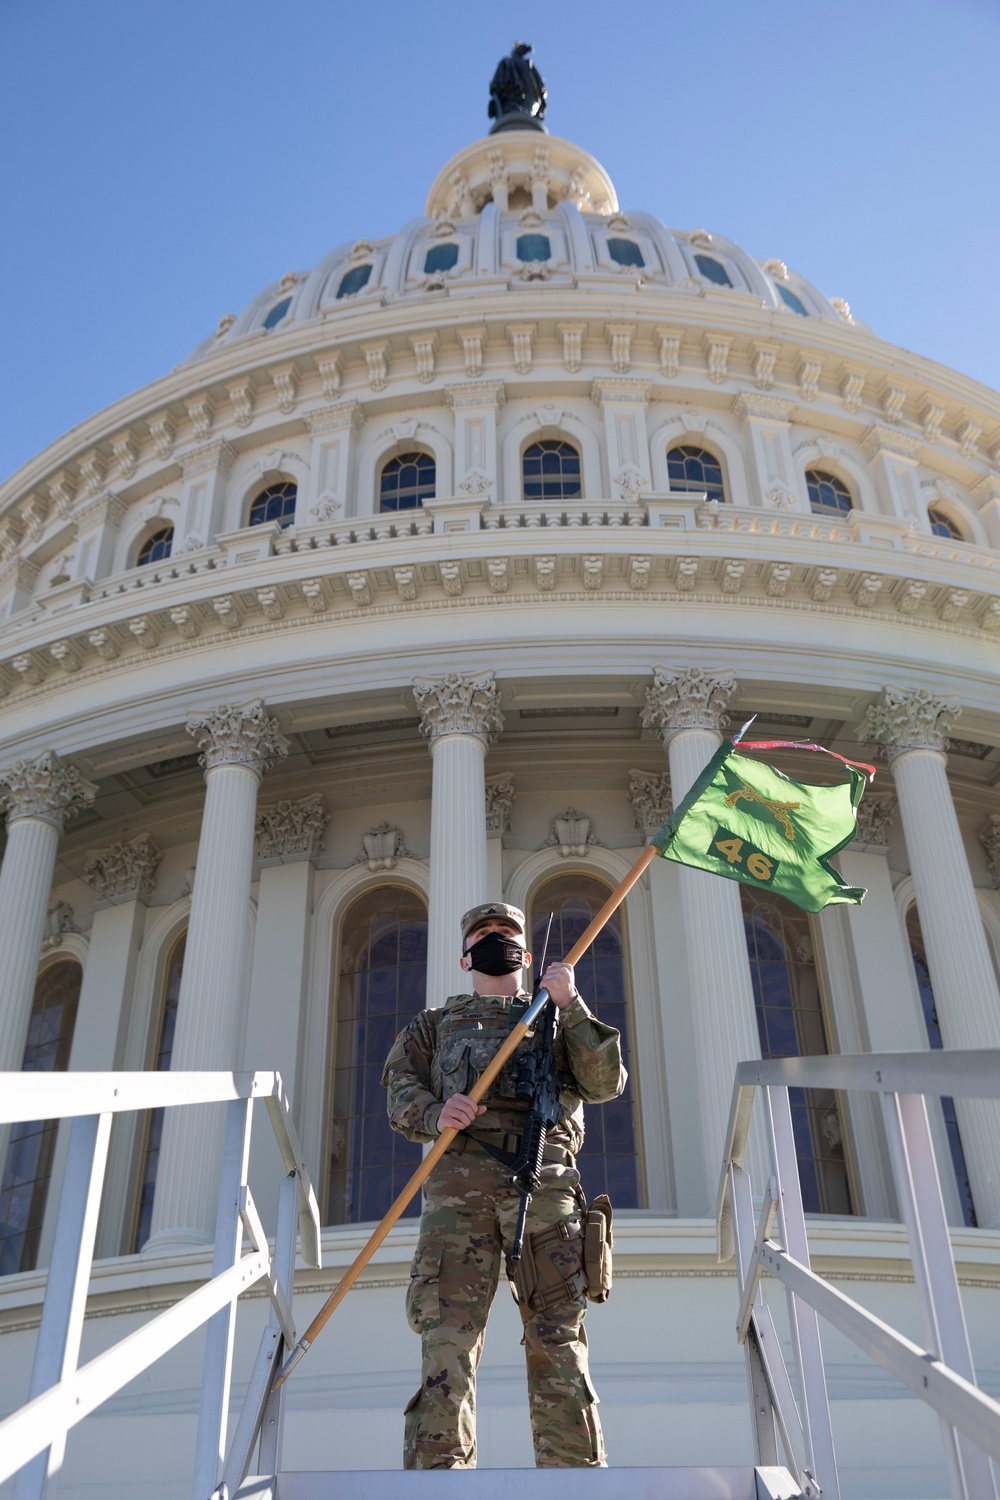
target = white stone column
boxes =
[862,686,1000,1226]
[148,702,288,1249]
[0,753,97,1074]
[414,673,502,1008]
[643,668,763,1212]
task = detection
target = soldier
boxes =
[382,900,626,1470]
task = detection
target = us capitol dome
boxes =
[0,45,998,1500]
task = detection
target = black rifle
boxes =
[507,915,561,1263]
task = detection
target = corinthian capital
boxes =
[641,666,736,742]
[980,815,1000,888]
[84,833,161,904]
[628,769,672,836]
[859,686,960,762]
[255,793,328,862]
[413,672,503,745]
[0,751,98,831]
[186,700,290,778]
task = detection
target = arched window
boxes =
[607,238,644,268]
[778,285,809,317]
[806,468,853,517]
[248,480,297,528]
[0,960,83,1274]
[379,452,436,512]
[530,872,641,1207]
[137,525,174,566]
[327,886,428,1225]
[522,439,582,502]
[337,264,372,298]
[262,296,292,330]
[928,507,963,541]
[666,444,726,504]
[743,888,853,1214]
[905,905,976,1227]
[516,233,551,263]
[131,930,185,1252]
[694,253,732,287]
[424,243,459,275]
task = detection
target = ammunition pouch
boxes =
[582,1194,614,1303]
[509,1218,586,1316]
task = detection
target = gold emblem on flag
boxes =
[725,777,800,841]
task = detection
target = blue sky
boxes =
[2,0,998,484]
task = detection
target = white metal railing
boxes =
[717,1049,1000,1500]
[0,1070,321,1500]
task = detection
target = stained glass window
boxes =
[522,439,582,501]
[263,296,292,330]
[0,961,82,1275]
[337,265,372,298]
[249,481,297,528]
[379,452,435,512]
[906,906,976,1227]
[667,444,726,504]
[694,253,732,287]
[424,243,459,274]
[928,507,962,540]
[530,873,642,1208]
[131,930,185,1252]
[778,285,809,317]
[608,238,644,267]
[742,887,853,1215]
[806,469,853,517]
[516,234,551,263]
[137,526,174,566]
[327,886,428,1224]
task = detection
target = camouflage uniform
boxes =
[382,988,626,1469]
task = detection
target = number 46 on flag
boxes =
[650,726,876,914]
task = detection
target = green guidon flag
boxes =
[651,734,876,913]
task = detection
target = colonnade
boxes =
[0,678,998,1246]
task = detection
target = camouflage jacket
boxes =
[382,990,626,1156]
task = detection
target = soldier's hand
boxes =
[542,961,579,1009]
[438,1093,487,1131]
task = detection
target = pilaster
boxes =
[176,439,237,550]
[591,379,652,500]
[731,393,801,511]
[446,382,506,504]
[860,426,923,522]
[303,401,366,522]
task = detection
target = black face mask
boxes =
[466,929,525,976]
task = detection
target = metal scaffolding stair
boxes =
[231,1467,807,1499]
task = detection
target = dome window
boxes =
[522,439,582,502]
[337,264,372,299]
[607,238,644,268]
[262,296,292,330]
[137,526,174,566]
[694,254,732,288]
[806,469,853,517]
[249,481,297,529]
[424,243,459,275]
[667,444,726,504]
[928,507,963,540]
[778,285,809,317]
[516,233,552,263]
[380,452,436,512]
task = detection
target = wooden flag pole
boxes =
[274,841,659,1388]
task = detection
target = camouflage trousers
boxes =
[403,1146,606,1470]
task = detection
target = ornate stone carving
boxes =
[939,589,968,622]
[186,700,290,777]
[557,322,585,373]
[361,340,390,392]
[798,358,822,402]
[487,557,509,593]
[656,328,681,379]
[459,469,492,496]
[535,556,556,590]
[752,343,778,390]
[853,796,896,853]
[811,567,838,602]
[721,559,745,594]
[897,579,927,614]
[980,815,1000,888]
[485,773,515,835]
[149,413,176,459]
[408,334,437,384]
[507,323,536,375]
[840,370,865,415]
[881,385,906,425]
[628,769,672,837]
[642,666,736,741]
[346,572,372,607]
[227,378,256,428]
[271,364,299,414]
[921,402,945,444]
[676,557,698,591]
[629,556,650,591]
[0,752,98,830]
[859,686,961,761]
[439,561,463,596]
[958,418,981,461]
[702,334,731,385]
[357,821,411,872]
[854,573,883,608]
[613,464,648,502]
[457,325,487,378]
[767,562,792,597]
[187,393,215,440]
[255,793,328,861]
[85,834,161,904]
[413,672,503,745]
[317,357,343,401]
[605,323,634,374]
[41,900,80,952]
[546,809,597,857]
[582,556,603,590]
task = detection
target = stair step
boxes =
[233,1467,804,1500]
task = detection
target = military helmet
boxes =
[460,901,526,942]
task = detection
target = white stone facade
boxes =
[0,110,999,1500]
